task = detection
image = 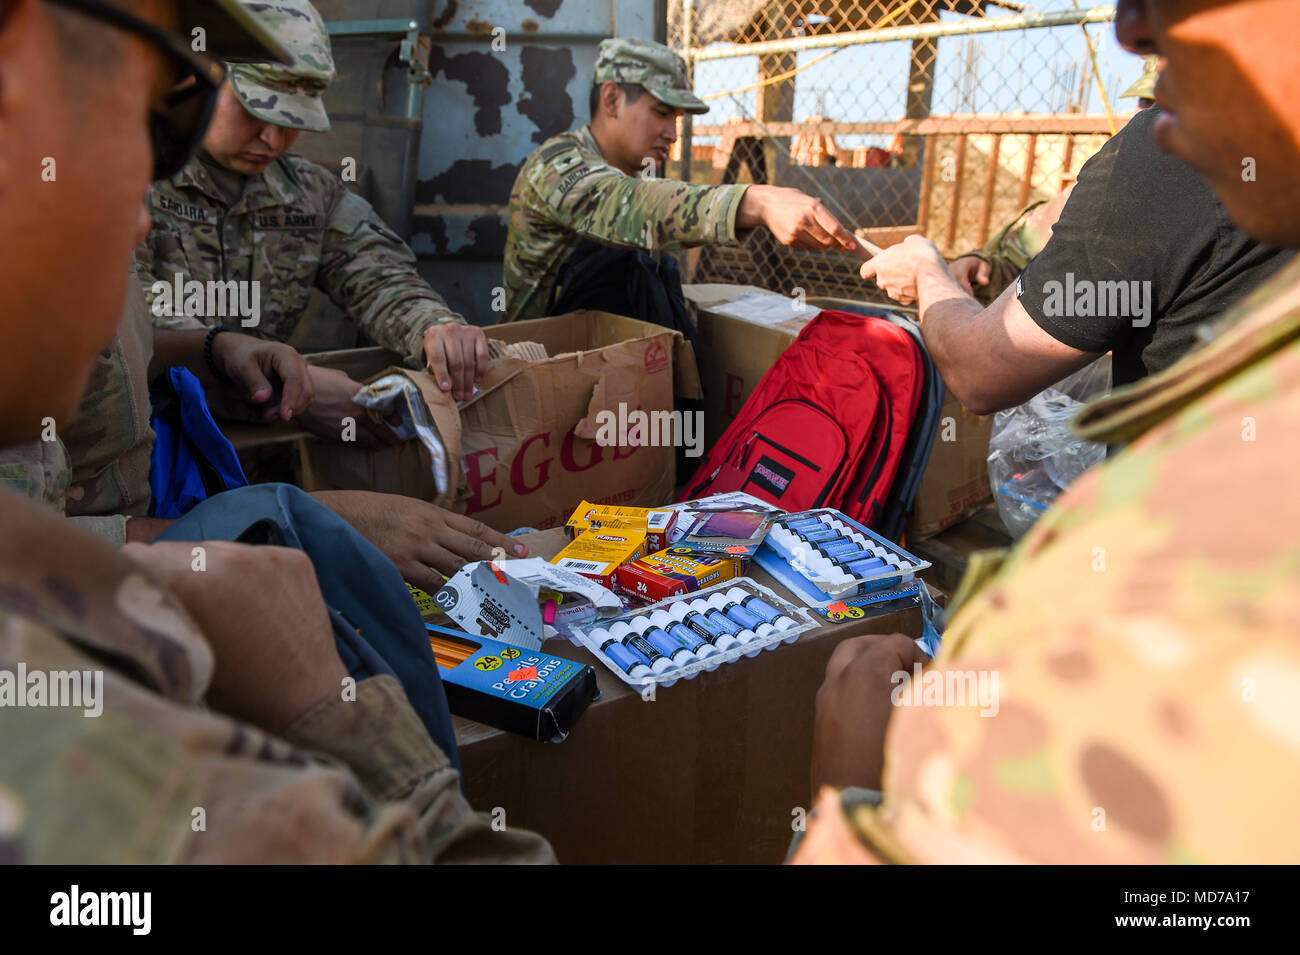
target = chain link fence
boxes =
[665,1,1130,301]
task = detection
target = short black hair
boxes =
[590,82,646,120]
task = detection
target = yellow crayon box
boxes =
[550,528,648,589]
[565,501,678,552]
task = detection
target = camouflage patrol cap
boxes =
[594,37,708,115]
[1120,55,1159,101]
[227,0,335,132]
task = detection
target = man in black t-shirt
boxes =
[859,105,1296,414]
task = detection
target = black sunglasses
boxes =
[45,0,227,180]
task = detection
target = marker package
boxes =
[755,508,931,608]
[573,578,815,690]
[427,624,599,742]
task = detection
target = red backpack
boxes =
[681,309,925,530]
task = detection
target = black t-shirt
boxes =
[1017,107,1295,386]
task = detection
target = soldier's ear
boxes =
[599,81,622,120]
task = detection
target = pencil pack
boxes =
[615,547,742,603]
[427,624,599,742]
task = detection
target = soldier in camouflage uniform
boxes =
[1120,52,1159,109]
[947,186,1074,306]
[798,2,1300,864]
[137,0,491,409]
[0,284,156,543]
[0,0,550,863]
[503,37,859,322]
[0,277,528,568]
[0,276,323,543]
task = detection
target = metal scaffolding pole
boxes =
[680,0,695,184]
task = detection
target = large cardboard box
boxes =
[907,388,995,541]
[455,527,923,864]
[300,311,703,533]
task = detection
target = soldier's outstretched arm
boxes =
[4,612,555,863]
[523,138,748,251]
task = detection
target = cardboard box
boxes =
[453,527,924,864]
[299,311,703,533]
[906,388,995,541]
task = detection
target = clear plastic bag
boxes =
[987,357,1111,538]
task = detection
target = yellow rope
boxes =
[1073,0,1116,134]
[700,47,839,101]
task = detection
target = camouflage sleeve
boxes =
[132,235,206,332]
[66,515,129,545]
[0,440,70,512]
[523,138,748,252]
[314,173,465,361]
[1,609,555,863]
[957,186,1075,303]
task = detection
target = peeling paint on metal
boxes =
[431,0,458,31]
[415,215,451,255]
[523,0,563,18]
[418,159,522,205]
[516,46,576,144]
[463,214,509,256]
[426,48,511,136]
[521,18,539,32]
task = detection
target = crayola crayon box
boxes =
[426,624,599,742]
[565,501,678,552]
[615,547,742,603]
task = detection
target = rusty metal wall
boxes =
[410,0,661,325]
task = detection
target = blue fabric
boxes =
[149,367,248,518]
[156,483,460,770]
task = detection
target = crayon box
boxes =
[566,501,678,552]
[615,547,742,603]
[427,624,599,742]
[550,527,647,588]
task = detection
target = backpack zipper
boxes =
[856,400,893,503]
